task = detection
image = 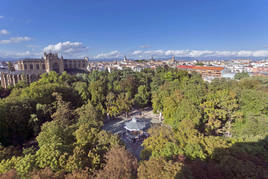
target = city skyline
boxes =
[1,0,268,59]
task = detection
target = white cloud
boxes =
[0,50,41,58]
[43,41,88,57]
[0,16,3,19]
[0,36,31,44]
[144,49,164,55]
[128,49,268,58]
[95,49,268,59]
[251,50,268,57]
[0,29,9,35]
[14,50,31,57]
[132,50,142,55]
[95,50,121,59]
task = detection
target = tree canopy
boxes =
[0,68,268,178]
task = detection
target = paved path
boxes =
[102,107,161,159]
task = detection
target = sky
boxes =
[0,0,268,59]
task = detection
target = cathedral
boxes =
[0,53,88,88]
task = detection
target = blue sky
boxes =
[0,0,268,59]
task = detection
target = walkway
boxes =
[102,107,161,159]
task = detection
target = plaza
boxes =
[102,107,161,159]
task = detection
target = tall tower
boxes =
[44,53,64,73]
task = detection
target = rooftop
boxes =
[177,65,224,71]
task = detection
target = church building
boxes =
[0,53,88,88]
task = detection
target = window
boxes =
[42,64,46,70]
[30,64,33,70]
[24,64,27,70]
[36,64,39,70]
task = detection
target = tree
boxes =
[163,98,201,129]
[195,62,204,66]
[0,99,34,146]
[134,85,150,108]
[141,122,230,161]
[138,157,188,179]
[89,80,107,107]
[0,145,21,161]
[151,83,173,113]
[116,93,133,117]
[75,101,103,129]
[0,169,18,179]
[72,81,90,103]
[119,75,138,99]
[0,86,10,98]
[29,167,65,179]
[35,94,75,171]
[35,120,74,171]
[7,62,15,72]
[239,89,268,116]
[200,90,242,136]
[234,72,249,80]
[96,146,138,179]
[106,92,120,118]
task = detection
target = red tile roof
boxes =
[177,65,224,71]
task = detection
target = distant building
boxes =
[0,61,8,69]
[221,68,235,79]
[252,67,268,73]
[0,53,88,88]
[177,65,224,79]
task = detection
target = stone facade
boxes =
[0,53,88,88]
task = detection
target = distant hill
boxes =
[0,57,21,61]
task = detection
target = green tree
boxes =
[35,94,75,171]
[0,99,34,146]
[141,121,230,161]
[73,81,90,103]
[234,72,249,80]
[116,93,133,117]
[134,85,150,108]
[106,92,120,118]
[195,61,204,66]
[200,90,242,136]
[7,62,15,72]
[89,80,107,106]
